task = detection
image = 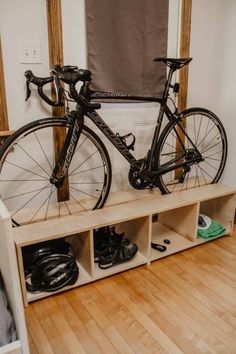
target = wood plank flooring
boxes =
[25,229,236,354]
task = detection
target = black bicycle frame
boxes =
[87,92,163,164]
[84,66,183,172]
[54,66,202,181]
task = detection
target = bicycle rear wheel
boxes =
[0,117,112,225]
[155,108,227,194]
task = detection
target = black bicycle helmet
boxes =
[26,254,79,292]
[23,239,71,275]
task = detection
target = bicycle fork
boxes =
[50,110,84,189]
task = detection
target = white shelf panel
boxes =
[151,222,194,261]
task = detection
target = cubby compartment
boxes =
[151,203,199,261]
[16,231,93,305]
[93,216,151,279]
[196,193,235,243]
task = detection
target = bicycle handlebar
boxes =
[24,65,92,107]
[24,58,188,108]
[24,70,64,107]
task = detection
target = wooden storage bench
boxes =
[8,184,236,306]
[0,201,29,354]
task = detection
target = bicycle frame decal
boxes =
[58,119,81,178]
[91,91,162,103]
[52,117,84,180]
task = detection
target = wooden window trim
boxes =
[0,36,9,132]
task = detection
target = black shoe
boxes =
[93,227,111,262]
[98,241,138,269]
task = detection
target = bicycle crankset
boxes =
[128,159,153,190]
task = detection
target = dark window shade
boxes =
[86,0,169,97]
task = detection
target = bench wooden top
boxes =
[13,184,236,246]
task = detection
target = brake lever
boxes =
[25,78,32,101]
[53,75,64,106]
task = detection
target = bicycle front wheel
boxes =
[0,117,112,225]
[155,108,227,194]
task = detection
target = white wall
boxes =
[2,0,234,197]
[0,0,181,191]
[0,0,51,130]
[3,0,234,189]
[189,0,236,186]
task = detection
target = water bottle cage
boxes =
[117,133,136,151]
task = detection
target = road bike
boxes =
[0,58,227,226]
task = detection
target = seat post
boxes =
[162,67,175,101]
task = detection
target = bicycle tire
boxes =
[155,108,227,194]
[0,117,112,225]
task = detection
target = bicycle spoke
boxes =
[70,185,99,199]
[184,171,192,190]
[198,164,214,181]
[44,186,55,221]
[197,121,214,149]
[193,114,197,144]
[170,179,180,192]
[199,166,208,185]
[3,185,52,201]
[11,182,51,218]
[203,159,218,170]
[204,151,222,159]
[196,114,203,146]
[69,192,88,211]
[201,133,220,153]
[75,136,88,153]
[64,201,72,215]
[165,179,181,191]
[162,140,176,150]
[58,200,61,219]
[69,165,104,176]
[202,140,222,155]
[69,182,104,184]
[180,172,188,191]
[161,151,183,157]
[4,160,49,180]
[205,156,221,162]
[0,179,48,182]
[194,165,200,188]
[34,132,53,171]
[16,142,51,177]
[29,186,56,224]
[70,150,99,175]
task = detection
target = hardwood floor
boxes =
[25,229,236,354]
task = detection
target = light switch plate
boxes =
[18,40,42,64]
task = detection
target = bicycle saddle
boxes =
[154,57,192,69]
